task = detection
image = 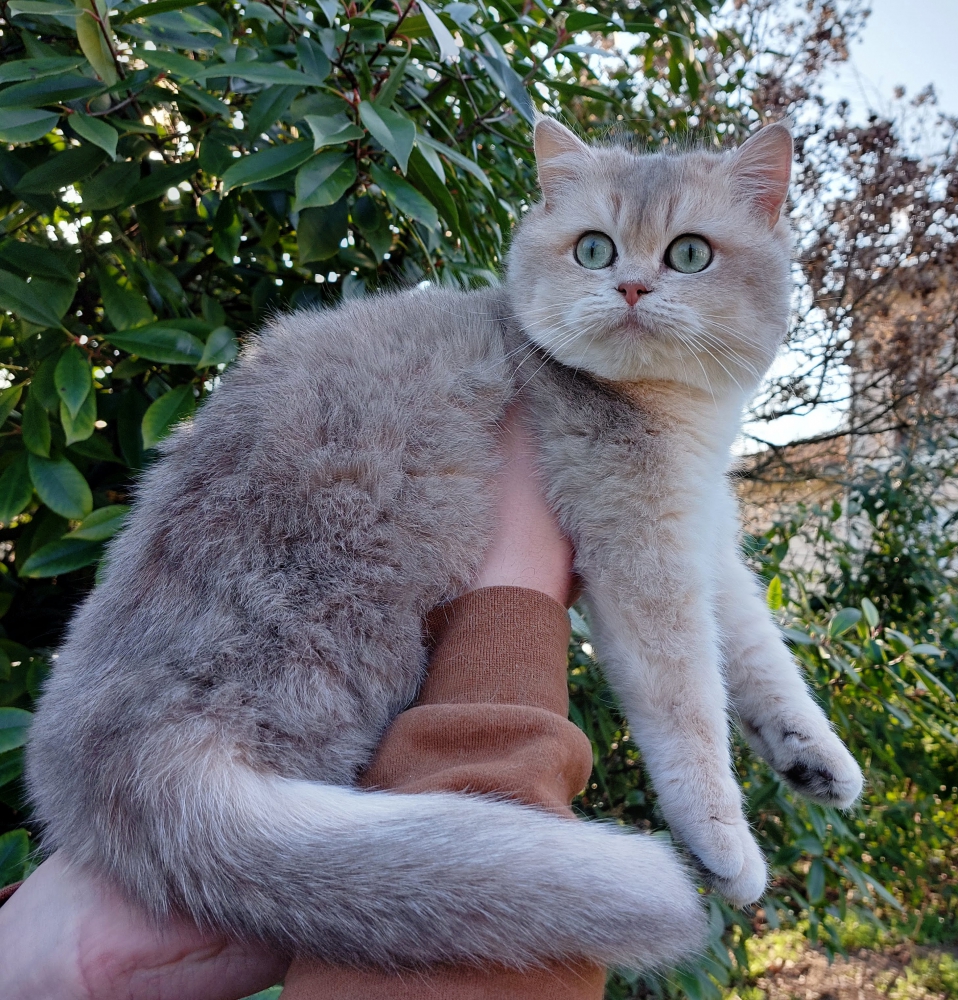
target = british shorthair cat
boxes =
[25,117,862,971]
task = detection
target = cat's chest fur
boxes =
[520,344,740,561]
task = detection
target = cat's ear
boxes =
[731,122,792,227]
[534,116,589,206]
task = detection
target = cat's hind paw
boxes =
[683,815,767,908]
[742,715,864,809]
[774,728,863,808]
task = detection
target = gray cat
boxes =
[25,118,862,972]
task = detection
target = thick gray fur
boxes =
[25,290,704,970]
[26,120,861,971]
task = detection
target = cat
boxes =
[24,117,863,973]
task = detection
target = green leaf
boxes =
[106,326,204,365]
[0,241,79,283]
[0,74,103,109]
[0,57,83,85]
[198,326,239,367]
[27,453,93,520]
[419,0,460,63]
[98,269,154,330]
[475,42,534,124]
[69,433,122,465]
[346,16,385,45]
[212,196,242,263]
[882,700,914,728]
[296,35,332,84]
[221,140,312,193]
[19,536,103,577]
[417,134,494,193]
[175,82,230,119]
[565,11,614,32]
[21,394,51,457]
[135,48,225,79]
[246,85,299,140]
[113,0,208,25]
[114,0,209,25]
[69,112,118,160]
[807,858,825,905]
[0,384,23,428]
[141,383,195,449]
[16,144,107,194]
[69,504,128,541]
[0,828,30,885]
[7,0,77,15]
[0,453,33,525]
[293,152,356,211]
[829,607,862,638]
[79,160,140,210]
[370,163,438,229]
[352,194,392,262]
[910,643,943,657]
[304,114,365,151]
[298,200,349,264]
[373,52,410,109]
[0,269,66,328]
[360,101,415,174]
[127,161,196,206]
[227,62,326,88]
[60,388,97,445]
[860,597,879,628]
[407,148,459,235]
[31,355,60,412]
[766,574,783,611]
[0,708,32,754]
[0,107,58,144]
[54,345,93,420]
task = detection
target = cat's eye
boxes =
[575,232,616,270]
[666,235,712,273]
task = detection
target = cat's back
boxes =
[60,285,512,682]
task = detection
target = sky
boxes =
[820,0,958,122]
[748,0,958,449]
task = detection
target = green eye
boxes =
[666,235,713,273]
[575,232,616,269]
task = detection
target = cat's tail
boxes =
[57,738,707,971]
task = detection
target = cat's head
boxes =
[506,118,793,399]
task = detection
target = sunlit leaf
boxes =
[68,504,129,541]
[370,163,438,229]
[27,453,93,520]
[106,326,204,365]
[141,383,195,449]
[360,101,415,174]
[69,112,118,160]
[20,536,103,577]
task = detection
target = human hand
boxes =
[0,851,288,1000]
[472,403,576,606]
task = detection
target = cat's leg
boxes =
[716,555,863,807]
[586,577,767,907]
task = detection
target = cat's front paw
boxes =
[680,813,767,908]
[749,720,863,808]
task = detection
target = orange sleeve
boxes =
[280,586,606,1000]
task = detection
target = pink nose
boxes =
[617,281,650,307]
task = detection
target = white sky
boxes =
[820,0,958,121]
[747,0,956,448]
